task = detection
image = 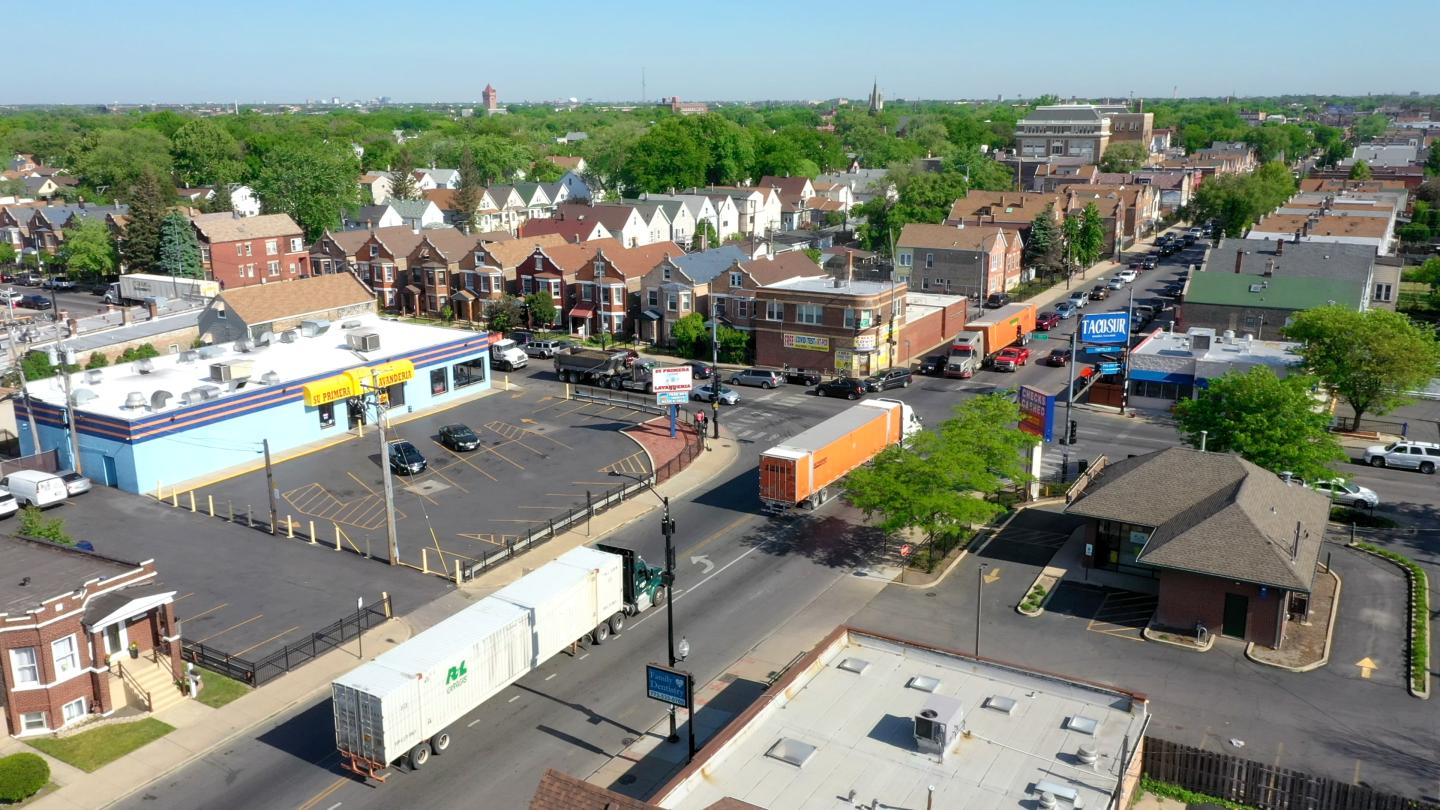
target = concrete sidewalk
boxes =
[20,426,741,810]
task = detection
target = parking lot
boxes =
[39,486,450,664]
[174,380,652,573]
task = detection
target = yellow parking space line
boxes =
[428,440,499,482]
[195,613,264,643]
[184,602,228,622]
[346,471,379,497]
[482,445,524,470]
[231,626,301,657]
[174,592,195,603]
[425,465,470,495]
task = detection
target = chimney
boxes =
[1302,221,1310,238]
[1293,229,1301,243]
[1276,238,1284,256]
[1234,250,1244,274]
[1264,259,1275,277]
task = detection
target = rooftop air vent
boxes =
[197,345,224,359]
[1248,284,1264,293]
[83,369,103,384]
[837,658,871,675]
[235,338,253,353]
[150,391,172,410]
[1077,743,1099,767]
[1066,715,1100,736]
[196,385,222,401]
[72,388,98,405]
[122,392,147,410]
[178,350,198,364]
[260,371,280,385]
[907,675,941,693]
[210,360,253,382]
[135,359,155,374]
[347,330,380,352]
[983,695,1018,714]
[279,330,297,344]
[765,738,817,768]
[914,694,964,760]
[300,319,331,337]
[256,331,275,345]
[340,319,362,330]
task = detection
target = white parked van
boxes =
[0,470,69,508]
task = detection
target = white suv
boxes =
[1363,440,1440,474]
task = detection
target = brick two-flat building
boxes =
[1,537,182,737]
[895,223,1023,299]
[193,212,310,289]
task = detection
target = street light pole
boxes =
[661,494,680,743]
[976,562,987,658]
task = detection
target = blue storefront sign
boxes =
[646,663,691,708]
[1079,312,1131,345]
[1018,385,1056,443]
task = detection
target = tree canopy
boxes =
[59,218,118,281]
[1282,306,1440,430]
[156,211,204,279]
[1174,366,1344,481]
[1098,142,1148,173]
[250,140,360,239]
[1187,161,1296,237]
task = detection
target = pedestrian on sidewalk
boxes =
[693,409,708,449]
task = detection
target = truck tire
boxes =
[410,743,431,769]
[652,585,668,606]
[609,612,626,635]
[430,732,451,755]
[592,622,610,644]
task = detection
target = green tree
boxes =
[1062,213,1082,276]
[1398,223,1433,243]
[72,129,173,197]
[484,295,523,333]
[250,140,360,240]
[1075,203,1106,267]
[156,211,204,279]
[121,167,171,271]
[60,217,118,281]
[0,243,16,266]
[388,150,419,201]
[527,158,564,183]
[1352,114,1389,141]
[0,178,24,197]
[1174,366,1344,481]
[845,394,1035,551]
[1024,204,1060,276]
[621,118,708,193]
[692,219,718,249]
[20,351,56,382]
[1426,144,1440,177]
[453,147,486,230]
[171,118,243,187]
[670,311,706,356]
[1348,159,1372,180]
[1098,142,1148,173]
[1418,178,1440,207]
[85,352,109,370]
[855,166,969,251]
[1283,306,1440,430]
[1187,161,1296,237]
[524,289,556,328]
[0,751,49,803]
[714,324,749,364]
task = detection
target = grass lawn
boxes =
[195,670,250,709]
[26,718,174,772]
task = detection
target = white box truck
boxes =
[103,274,220,306]
[331,546,665,780]
[489,337,528,371]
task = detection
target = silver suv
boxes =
[1363,440,1440,474]
[728,368,783,389]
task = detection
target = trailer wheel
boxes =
[592,622,610,644]
[430,732,451,755]
[409,743,431,769]
[652,585,668,606]
[609,612,626,635]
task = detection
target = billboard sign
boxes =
[1079,312,1131,345]
[651,366,693,393]
[1018,385,1056,442]
[656,391,689,405]
[783,333,830,351]
[645,663,691,708]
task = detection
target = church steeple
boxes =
[868,78,883,115]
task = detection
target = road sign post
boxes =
[1018,385,1057,443]
[653,366,695,437]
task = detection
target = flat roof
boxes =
[24,313,485,420]
[0,536,140,615]
[765,276,895,296]
[657,628,1147,810]
[1133,328,1299,369]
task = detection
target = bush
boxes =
[1140,777,1256,810]
[85,352,109,370]
[0,752,49,803]
[117,343,160,363]
[19,506,74,546]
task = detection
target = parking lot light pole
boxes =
[976,563,987,658]
[611,470,681,743]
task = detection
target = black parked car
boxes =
[687,361,714,380]
[864,367,913,391]
[438,424,479,451]
[780,367,822,386]
[388,440,428,475]
[816,377,867,400]
[918,354,948,376]
[18,294,52,310]
[984,293,1010,309]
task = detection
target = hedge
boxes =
[1140,776,1257,810]
[0,752,49,803]
[1355,542,1430,692]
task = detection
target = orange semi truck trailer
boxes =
[758,399,922,510]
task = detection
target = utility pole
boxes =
[975,563,987,658]
[8,327,40,451]
[1063,328,1078,444]
[709,300,719,441]
[59,345,81,474]
[1119,283,1135,416]
[661,494,680,744]
[372,371,399,565]
[263,438,278,535]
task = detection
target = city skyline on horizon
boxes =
[4,0,1437,106]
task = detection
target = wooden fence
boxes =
[1142,737,1439,810]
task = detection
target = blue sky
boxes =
[14,0,1438,104]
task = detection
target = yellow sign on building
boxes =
[302,375,360,406]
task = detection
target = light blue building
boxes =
[18,274,494,493]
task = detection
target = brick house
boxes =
[516,238,622,324]
[518,209,612,243]
[1062,189,1128,258]
[1,536,182,737]
[567,241,682,337]
[1065,447,1327,649]
[451,234,567,320]
[895,223,1023,298]
[405,228,483,317]
[637,245,750,345]
[192,212,310,289]
[351,226,425,310]
[945,191,1064,245]
[753,274,909,376]
[706,251,827,337]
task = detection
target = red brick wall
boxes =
[206,236,311,290]
[896,297,968,363]
[1154,569,1284,648]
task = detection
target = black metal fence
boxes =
[1142,737,1439,810]
[0,448,59,477]
[182,594,392,686]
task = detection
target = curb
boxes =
[1348,543,1431,699]
[1143,625,1215,652]
[1243,567,1342,673]
[1016,567,1062,617]
[889,506,1029,590]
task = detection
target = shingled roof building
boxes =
[1066,447,1329,647]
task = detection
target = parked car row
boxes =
[0,469,91,518]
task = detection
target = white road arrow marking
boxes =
[691,555,715,574]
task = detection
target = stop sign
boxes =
[900,544,913,558]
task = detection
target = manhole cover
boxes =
[618,774,637,785]
[622,737,636,746]
[406,480,450,496]
[926,592,937,598]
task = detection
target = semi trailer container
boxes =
[758,399,921,510]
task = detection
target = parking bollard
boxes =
[208,494,215,517]
[309,520,316,545]
[188,491,196,512]
[227,501,234,522]
[246,506,253,528]
[171,488,179,508]
[334,524,342,551]
[286,516,295,539]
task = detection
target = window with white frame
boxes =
[582,285,593,302]
[20,712,45,732]
[667,293,677,312]
[10,647,38,685]
[370,245,379,258]
[898,252,912,267]
[267,261,279,276]
[52,635,79,677]
[648,289,659,307]
[730,271,743,287]
[290,237,303,253]
[766,299,783,321]
[235,243,244,256]
[384,288,396,305]
[61,697,86,724]
[662,266,671,281]
[385,265,394,282]
[474,251,486,265]
[265,239,278,255]
[679,292,691,310]
[1375,282,1393,302]
[796,304,823,325]
[735,299,749,318]
[522,276,533,294]
[244,242,253,256]
[924,253,934,269]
